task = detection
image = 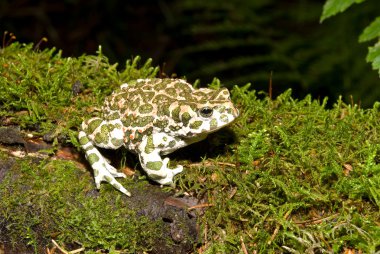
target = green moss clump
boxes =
[0,42,158,145]
[177,84,380,253]
[0,154,161,253]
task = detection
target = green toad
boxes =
[79,78,239,196]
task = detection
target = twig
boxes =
[46,246,56,254]
[188,203,214,210]
[51,239,85,254]
[269,71,273,100]
[197,222,209,254]
[240,236,249,254]
[188,161,236,168]
[268,210,291,244]
[294,213,339,225]
[52,240,68,254]
[228,187,237,199]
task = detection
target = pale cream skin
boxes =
[79,78,239,196]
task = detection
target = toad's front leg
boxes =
[137,134,183,186]
[79,118,131,196]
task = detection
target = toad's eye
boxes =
[199,107,213,117]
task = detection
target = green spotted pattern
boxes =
[181,112,191,126]
[210,119,218,130]
[79,135,90,146]
[88,153,100,165]
[190,121,203,129]
[146,161,163,171]
[138,104,154,114]
[145,136,155,154]
[87,119,102,133]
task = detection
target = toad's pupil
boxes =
[200,107,213,117]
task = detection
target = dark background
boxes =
[1,0,380,107]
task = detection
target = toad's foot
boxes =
[79,131,131,196]
[93,158,131,196]
[141,157,183,186]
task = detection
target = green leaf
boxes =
[359,17,380,42]
[366,41,380,76]
[320,0,366,22]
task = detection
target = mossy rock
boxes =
[0,152,197,253]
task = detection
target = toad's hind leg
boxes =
[78,118,131,196]
[137,134,184,186]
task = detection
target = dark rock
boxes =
[0,126,25,145]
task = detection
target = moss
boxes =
[0,42,158,147]
[0,152,163,253]
[176,84,380,253]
